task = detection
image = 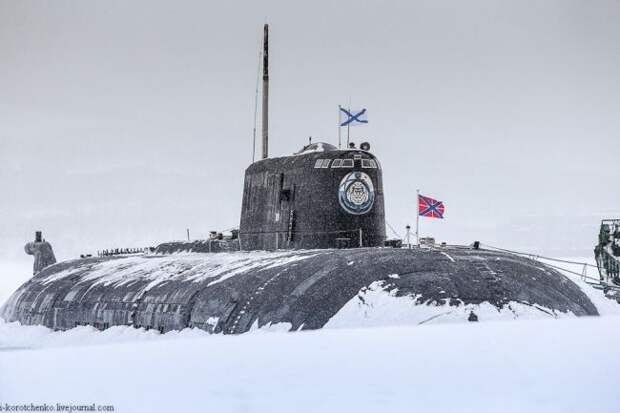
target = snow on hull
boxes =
[1,247,599,334]
[326,280,576,329]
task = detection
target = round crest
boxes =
[338,172,375,215]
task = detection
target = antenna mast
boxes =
[251,49,261,163]
[261,24,269,159]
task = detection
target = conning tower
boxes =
[239,143,386,250]
[240,25,385,250]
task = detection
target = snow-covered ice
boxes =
[1,316,619,412]
[1,256,619,412]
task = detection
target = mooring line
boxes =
[479,243,618,288]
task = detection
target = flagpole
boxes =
[347,97,351,147]
[338,105,342,149]
[416,189,420,247]
[346,118,350,146]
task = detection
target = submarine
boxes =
[0,25,601,333]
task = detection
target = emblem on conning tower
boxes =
[338,172,375,215]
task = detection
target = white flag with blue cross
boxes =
[339,107,368,127]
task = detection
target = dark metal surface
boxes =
[595,219,620,285]
[155,239,240,254]
[1,247,597,334]
[239,148,386,250]
[24,238,56,275]
[261,23,269,159]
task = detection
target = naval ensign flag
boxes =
[415,191,445,246]
[338,106,368,148]
[339,107,368,127]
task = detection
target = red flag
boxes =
[418,194,445,219]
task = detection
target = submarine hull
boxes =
[1,247,597,333]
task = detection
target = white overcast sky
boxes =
[1,0,619,267]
